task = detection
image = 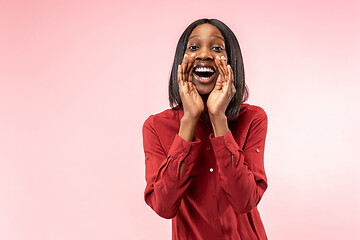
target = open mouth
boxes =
[193,66,217,84]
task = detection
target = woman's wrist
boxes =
[210,114,229,137]
[178,116,199,142]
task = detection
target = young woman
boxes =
[142,18,268,240]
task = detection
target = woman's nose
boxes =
[195,48,213,61]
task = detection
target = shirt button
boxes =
[226,142,230,146]
[206,147,211,151]
[256,148,260,153]
[210,168,214,172]
[215,216,220,222]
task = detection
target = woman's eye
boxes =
[212,46,224,51]
[188,46,198,51]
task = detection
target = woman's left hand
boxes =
[207,56,236,118]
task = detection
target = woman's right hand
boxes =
[177,54,204,119]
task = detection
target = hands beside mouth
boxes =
[177,54,236,140]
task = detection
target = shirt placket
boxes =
[196,120,226,239]
[204,126,225,239]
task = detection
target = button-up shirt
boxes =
[142,103,268,239]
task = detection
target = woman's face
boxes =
[185,23,228,95]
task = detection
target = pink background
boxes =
[1,0,359,239]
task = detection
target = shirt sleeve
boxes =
[209,109,268,214]
[142,116,202,219]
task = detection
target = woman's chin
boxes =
[195,83,215,95]
[197,87,212,95]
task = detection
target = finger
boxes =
[177,64,182,83]
[188,81,197,93]
[223,65,232,91]
[188,65,194,83]
[181,54,188,67]
[178,65,185,93]
[179,54,186,82]
[185,53,195,80]
[180,65,186,90]
[177,65,184,94]
[216,56,226,80]
[186,54,193,72]
[182,54,190,82]
[190,53,196,69]
[221,56,229,78]
[215,58,226,91]
[213,74,222,90]
[179,64,185,84]
[221,57,231,89]
[188,54,196,80]
[220,56,228,77]
[224,65,234,94]
[228,65,233,85]
[220,60,227,83]
[182,54,189,80]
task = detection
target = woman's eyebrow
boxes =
[210,35,225,41]
[188,35,225,42]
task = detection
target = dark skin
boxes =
[177,23,236,178]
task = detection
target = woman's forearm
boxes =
[178,116,199,178]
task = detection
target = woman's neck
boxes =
[200,94,210,123]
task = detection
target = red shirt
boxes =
[142,103,268,240]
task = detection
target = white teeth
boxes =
[194,67,214,72]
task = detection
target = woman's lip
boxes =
[192,72,217,84]
[193,64,216,72]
